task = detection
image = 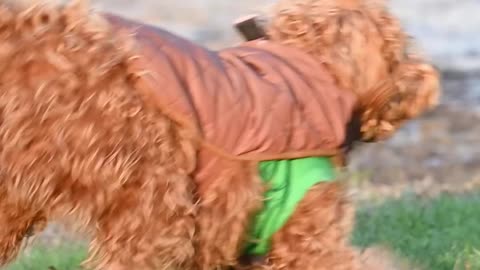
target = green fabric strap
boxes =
[244,157,336,256]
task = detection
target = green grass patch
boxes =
[352,192,480,270]
[3,244,85,270]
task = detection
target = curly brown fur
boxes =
[360,57,440,140]
[0,1,197,269]
[0,189,47,263]
[194,156,263,269]
[265,182,357,270]
[267,0,441,141]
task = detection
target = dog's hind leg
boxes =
[86,155,198,270]
[256,182,362,270]
[194,157,263,270]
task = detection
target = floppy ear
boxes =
[359,57,440,142]
[392,57,441,119]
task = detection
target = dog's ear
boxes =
[392,57,441,119]
[359,58,440,141]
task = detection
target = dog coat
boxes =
[245,157,336,256]
[105,14,358,163]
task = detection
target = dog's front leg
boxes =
[249,182,362,270]
[86,202,196,270]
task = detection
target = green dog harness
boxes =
[244,157,336,256]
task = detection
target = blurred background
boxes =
[8,1,480,270]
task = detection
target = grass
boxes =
[3,245,85,270]
[352,192,480,270]
[4,192,480,270]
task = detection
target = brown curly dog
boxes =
[0,0,439,269]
